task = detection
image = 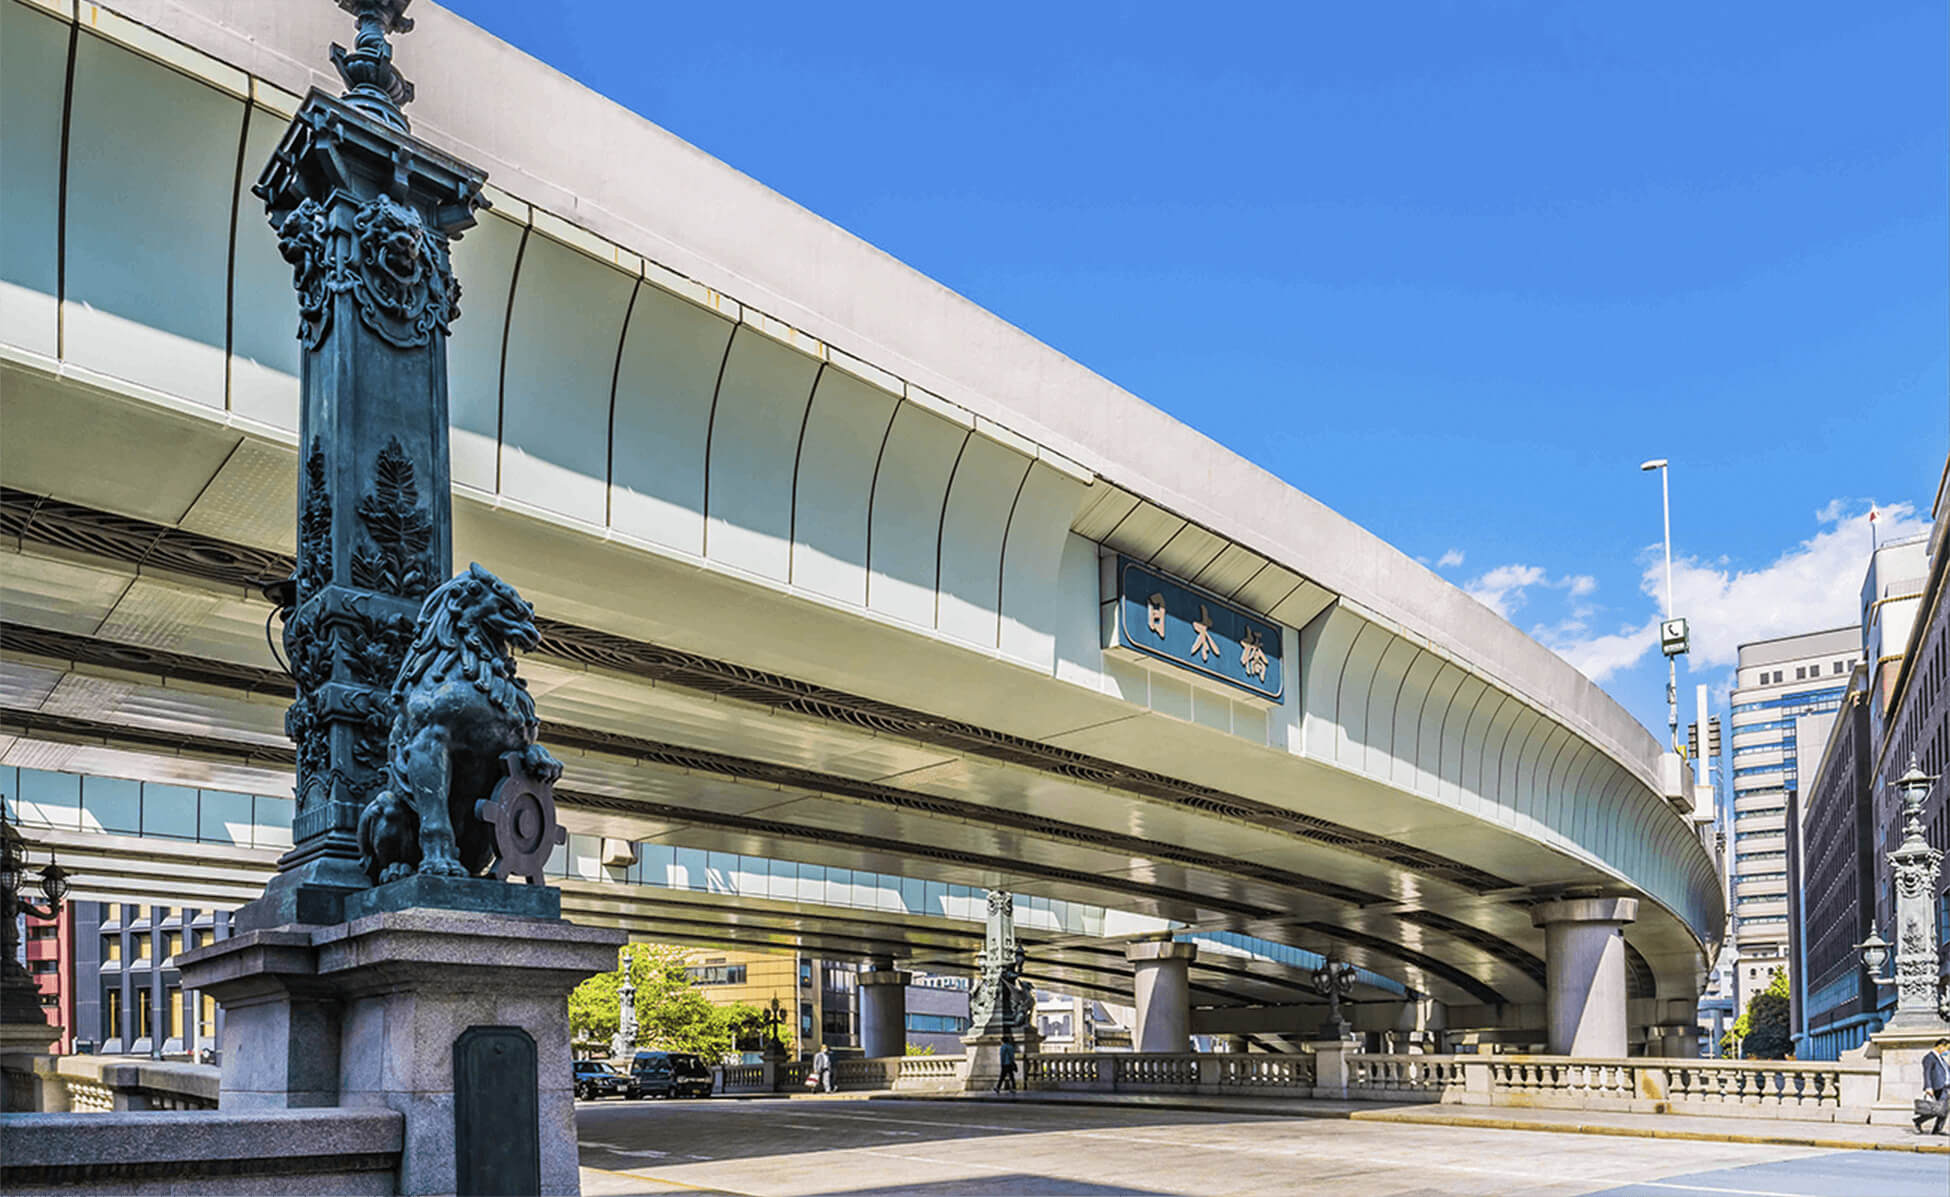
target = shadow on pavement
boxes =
[1584,1148,1950,1197]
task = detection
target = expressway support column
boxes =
[1126,940,1197,1053]
[1530,897,1639,1057]
[859,956,910,1059]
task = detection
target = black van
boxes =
[630,1050,713,1099]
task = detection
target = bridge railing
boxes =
[713,1055,964,1095]
[1345,1053,1467,1100]
[1024,1052,1314,1095]
[894,1054,968,1093]
[1023,1050,1880,1122]
[6,1056,223,1113]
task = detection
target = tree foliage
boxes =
[568,944,784,1062]
[1720,968,1792,1059]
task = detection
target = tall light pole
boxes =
[1641,459,1687,756]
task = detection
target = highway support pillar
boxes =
[1126,939,1198,1053]
[1530,897,1639,1057]
[859,957,910,1059]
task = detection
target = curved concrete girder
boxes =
[0,694,1535,1011]
[4,614,1555,1006]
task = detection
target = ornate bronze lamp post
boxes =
[1312,958,1358,1041]
[1,805,71,1067]
[1857,758,1950,1029]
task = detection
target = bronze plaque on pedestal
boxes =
[455,1025,540,1195]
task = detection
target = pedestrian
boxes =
[1915,1037,1949,1136]
[994,1035,1017,1094]
[812,1044,833,1094]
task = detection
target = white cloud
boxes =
[1463,564,1599,621]
[1464,564,1548,618]
[1436,548,1465,569]
[1541,499,1928,684]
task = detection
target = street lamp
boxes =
[1640,459,1688,756]
[1311,958,1358,1041]
[1857,758,1950,1028]
[2,801,71,1051]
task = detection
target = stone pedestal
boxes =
[1126,940,1197,1053]
[1531,897,1638,1058]
[1312,1040,1353,1099]
[180,901,622,1196]
[859,968,911,1059]
[960,1029,1040,1092]
[1864,1026,1950,1127]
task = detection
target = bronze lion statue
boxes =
[357,563,563,882]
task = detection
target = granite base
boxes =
[178,905,623,1195]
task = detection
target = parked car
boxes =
[630,1050,713,1099]
[573,1059,633,1101]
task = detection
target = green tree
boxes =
[568,945,786,1061]
[1720,969,1792,1059]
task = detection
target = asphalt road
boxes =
[575,1096,1950,1197]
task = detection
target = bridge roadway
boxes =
[0,0,1720,1052]
[574,1098,1950,1197]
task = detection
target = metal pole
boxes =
[1660,463,1678,753]
[1660,465,1674,618]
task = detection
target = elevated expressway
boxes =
[0,0,1721,1053]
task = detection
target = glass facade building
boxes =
[1726,627,1858,1016]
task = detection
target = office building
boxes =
[1867,476,1950,1022]
[19,907,74,1054]
[1728,628,1858,1012]
[1790,666,1876,1058]
[52,901,235,1059]
[677,948,972,1058]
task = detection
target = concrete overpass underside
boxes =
[0,0,1721,1054]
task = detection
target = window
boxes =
[103,937,121,964]
[136,989,153,1040]
[104,987,122,1040]
[799,960,813,988]
[28,924,58,940]
[1833,661,1846,674]
[822,1008,851,1035]
[165,931,183,962]
[686,964,747,986]
[200,994,217,1041]
[167,987,184,1041]
[134,932,152,963]
[1795,667,1806,680]
[905,1013,968,1034]
[800,1002,813,1036]
[30,959,58,974]
[191,929,211,952]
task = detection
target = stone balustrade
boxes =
[717,1063,768,1094]
[1347,1053,1467,1099]
[715,1055,965,1095]
[893,1054,968,1094]
[834,1057,902,1090]
[1020,1050,1882,1122]
[1217,1053,1314,1090]
[1025,1052,1315,1096]
[6,1056,221,1114]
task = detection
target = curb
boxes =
[882,1093,1950,1155]
[1344,1107,1950,1156]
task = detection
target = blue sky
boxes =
[445,1,1946,745]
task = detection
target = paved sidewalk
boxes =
[897,1089,1950,1154]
